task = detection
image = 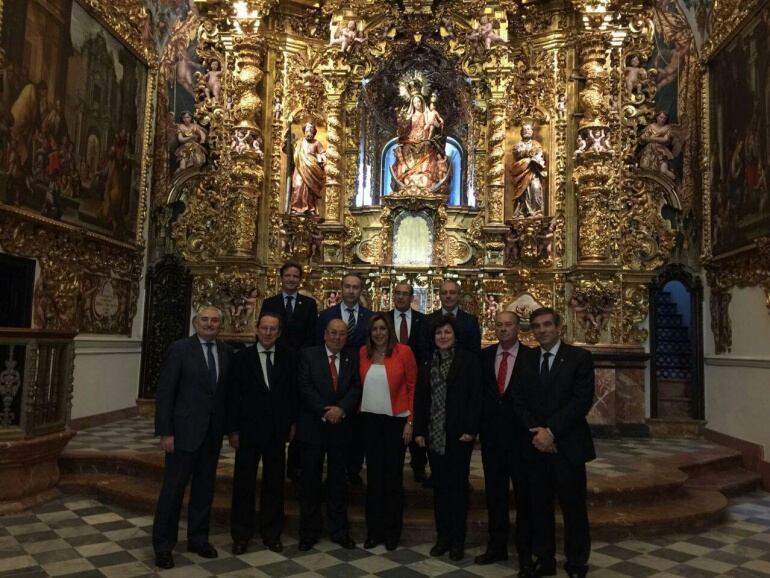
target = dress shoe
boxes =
[364,537,381,549]
[429,541,450,557]
[449,546,465,562]
[348,472,364,486]
[231,540,249,555]
[333,535,356,549]
[385,539,398,551]
[412,469,426,483]
[518,561,535,578]
[567,572,586,578]
[187,543,218,559]
[298,539,316,552]
[475,550,508,565]
[155,551,174,569]
[263,539,283,553]
[532,560,557,577]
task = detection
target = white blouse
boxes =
[361,364,410,417]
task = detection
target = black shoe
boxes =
[263,539,283,553]
[567,573,587,578]
[333,535,356,549]
[430,541,450,557]
[422,476,435,489]
[518,560,535,578]
[298,539,316,552]
[449,546,465,562]
[232,540,248,555]
[475,550,508,565]
[533,559,557,577]
[155,551,174,569]
[412,469,426,483]
[364,537,381,549]
[348,472,363,486]
[187,543,218,559]
[385,539,398,551]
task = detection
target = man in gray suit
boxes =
[152,305,232,570]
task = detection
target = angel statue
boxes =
[391,79,450,194]
[639,111,682,180]
[510,122,547,217]
[329,20,366,52]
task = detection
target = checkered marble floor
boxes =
[64,417,723,478]
[1,491,770,577]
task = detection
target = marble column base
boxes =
[0,430,76,514]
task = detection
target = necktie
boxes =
[205,342,217,386]
[263,350,273,389]
[346,308,356,339]
[497,351,509,395]
[399,313,409,344]
[329,354,338,391]
[540,351,552,380]
[285,295,294,319]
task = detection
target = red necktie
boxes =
[497,351,509,395]
[329,354,338,391]
[399,313,409,344]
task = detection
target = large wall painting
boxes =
[709,4,770,256]
[0,0,149,243]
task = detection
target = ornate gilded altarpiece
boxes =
[146,0,695,432]
[701,0,770,354]
[0,0,156,335]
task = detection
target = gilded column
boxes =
[486,97,506,224]
[321,74,346,223]
[227,33,266,257]
[572,29,613,263]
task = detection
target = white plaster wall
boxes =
[704,284,770,455]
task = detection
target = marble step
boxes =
[685,468,762,497]
[58,473,727,543]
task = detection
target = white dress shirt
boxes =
[341,302,360,326]
[394,308,412,338]
[441,307,459,317]
[495,341,520,392]
[198,337,219,379]
[256,342,275,389]
[325,346,341,374]
[539,340,561,371]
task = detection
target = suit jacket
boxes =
[426,309,482,355]
[413,347,482,444]
[296,345,362,446]
[260,292,318,351]
[479,342,535,450]
[388,308,428,364]
[155,335,233,453]
[317,303,372,350]
[512,342,596,465]
[226,344,297,446]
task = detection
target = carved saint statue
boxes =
[391,80,449,193]
[510,122,546,217]
[174,111,207,173]
[285,122,326,214]
[638,111,678,180]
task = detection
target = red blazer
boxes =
[358,343,417,422]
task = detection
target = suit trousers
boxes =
[230,440,286,543]
[152,428,222,553]
[362,413,407,542]
[527,452,590,574]
[429,441,474,548]
[347,413,366,476]
[480,440,532,561]
[408,440,428,474]
[299,440,350,541]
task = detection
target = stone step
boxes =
[58,473,727,543]
[647,418,706,439]
[657,397,693,418]
[685,468,762,497]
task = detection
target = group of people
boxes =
[151,262,596,578]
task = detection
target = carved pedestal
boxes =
[0,430,76,514]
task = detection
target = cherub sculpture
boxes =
[203,59,223,101]
[469,15,505,51]
[329,20,366,53]
[624,54,647,96]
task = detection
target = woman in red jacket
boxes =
[359,312,418,551]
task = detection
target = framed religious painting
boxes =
[706,1,770,259]
[0,0,154,246]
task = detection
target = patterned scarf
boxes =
[428,347,454,456]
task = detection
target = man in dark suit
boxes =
[426,280,481,355]
[259,261,318,482]
[476,311,534,573]
[389,280,429,482]
[317,273,372,484]
[259,261,317,351]
[152,306,232,570]
[227,312,297,555]
[297,318,362,551]
[513,307,595,578]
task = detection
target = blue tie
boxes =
[205,342,217,387]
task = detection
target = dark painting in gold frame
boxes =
[0,0,150,244]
